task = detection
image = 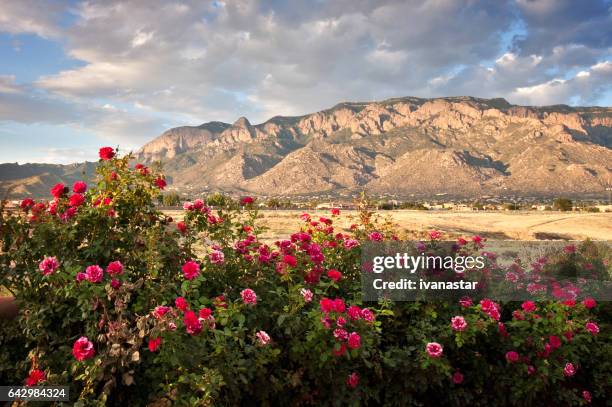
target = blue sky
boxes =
[0,0,611,164]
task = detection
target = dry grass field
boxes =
[164,209,612,242]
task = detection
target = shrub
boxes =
[0,147,610,406]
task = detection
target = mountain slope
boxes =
[2,96,611,198]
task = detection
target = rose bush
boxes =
[0,147,610,406]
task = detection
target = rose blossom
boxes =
[521,301,537,312]
[426,342,443,358]
[153,306,170,319]
[346,372,359,389]
[240,196,254,205]
[110,279,122,289]
[347,305,361,321]
[25,369,46,386]
[50,183,66,198]
[72,336,95,361]
[283,254,297,267]
[175,297,189,312]
[183,310,202,335]
[154,177,167,189]
[327,269,342,282]
[368,231,383,241]
[451,316,468,332]
[148,337,162,352]
[76,272,87,282]
[452,371,464,384]
[333,343,347,357]
[209,250,225,265]
[563,362,576,377]
[106,261,124,276]
[429,230,442,240]
[241,288,257,305]
[582,297,596,309]
[177,221,187,234]
[505,351,519,363]
[333,329,349,341]
[39,256,59,276]
[331,208,340,216]
[182,261,200,280]
[256,330,271,346]
[361,308,375,323]
[585,321,599,335]
[300,288,313,302]
[582,390,592,403]
[73,181,87,193]
[85,265,104,283]
[343,239,359,249]
[20,198,35,209]
[99,147,115,160]
[347,332,361,349]
[459,296,473,308]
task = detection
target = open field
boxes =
[164,209,612,242]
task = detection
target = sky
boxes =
[0,0,611,164]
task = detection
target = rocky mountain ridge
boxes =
[2,96,611,199]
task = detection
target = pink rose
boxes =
[585,321,599,335]
[563,362,576,377]
[426,342,443,358]
[241,288,257,305]
[333,329,349,341]
[39,256,59,276]
[256,330,271,346]
[209,250,225,265]
[153,306,170,319]
[85,265,104,283]
[451,316,468,332]
[300,288,313,302]
[72,336,95,361]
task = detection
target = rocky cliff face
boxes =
[3,96,611,198]
[135,96,611,198]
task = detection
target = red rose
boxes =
[148,337,162,352]
[182,261,200,280]
[85,265,104,283]
[72,336,95,361]
[20,198,35,210]
[240,196,254,205]
[331,208,340,216]
[327,269,342,282]
[99,147,115,160]
[283,254,297,267]
[183,310,202,335]
[505,351,519,363]
[199,307,213,319]
[175,297,189,312]
[582,297,596,309]
[106,261,124,276]
[452,371,464,384]
[73,181,87,193]
[521,301,536,313]
[154,177,167,189]
[50,183,66,198]
[69,193,85,207]
[177,221,187,234]
[25,369,46,386]
[347,332,361,349]
[346,372,359,389]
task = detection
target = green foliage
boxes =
[553,197,573,211]
[0,150,609,406]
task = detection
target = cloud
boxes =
[0,0,610,164]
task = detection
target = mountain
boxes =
[2,96,612,199]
